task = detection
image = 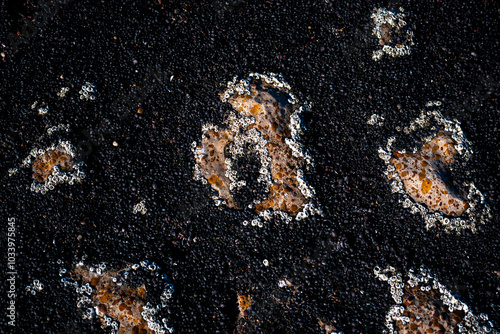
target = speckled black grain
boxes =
[0,1,498,333]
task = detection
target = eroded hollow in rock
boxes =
[194,74,317,218]
[228,145,269,209]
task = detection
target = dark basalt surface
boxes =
[0,1,498,333]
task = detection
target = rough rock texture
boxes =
[395,285,465,334]
[195,77,310,216]
[32,147,73,183]
[2,1,499,333]
[390,131,469,217]
[197,128,236,207]
[72,266,152,334]
[371,7,414,60]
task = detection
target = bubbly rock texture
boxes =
[371,7,414,61]
[195,76,312,216]
[32,148,73,183]
[72,266,152,334]
[376,267,498,334]
[390,131,469,217]
[395,285,465,334]
[197,128,237,207]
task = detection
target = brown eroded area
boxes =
[394,284,465,334]
[72,266,152,334]
[198,129,236,208]
[390,131,469,217]
[32,148,73,183]
[195,79,309,216]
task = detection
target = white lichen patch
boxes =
[375,266,498,334]
[371,7,414,61]
[19,140,85,194]
[367,113,385,126]
[378,103,491,233]
[30,101,50,115]
[57,87,69,99]
[193,73,321,224]
[133,200,148,215]
[25,279,44,295]
[79,82,97,101]
[46,123,71,137]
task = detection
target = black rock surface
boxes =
[0,1,498,333]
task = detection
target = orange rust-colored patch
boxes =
[393,151,404,158]
[137,285,146,299]
[237,294,253,319]
[32,148,73,183]
[250,103,261,116]
[421,178,432,194]
[99,291,112,304]
[208,174,224,187]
